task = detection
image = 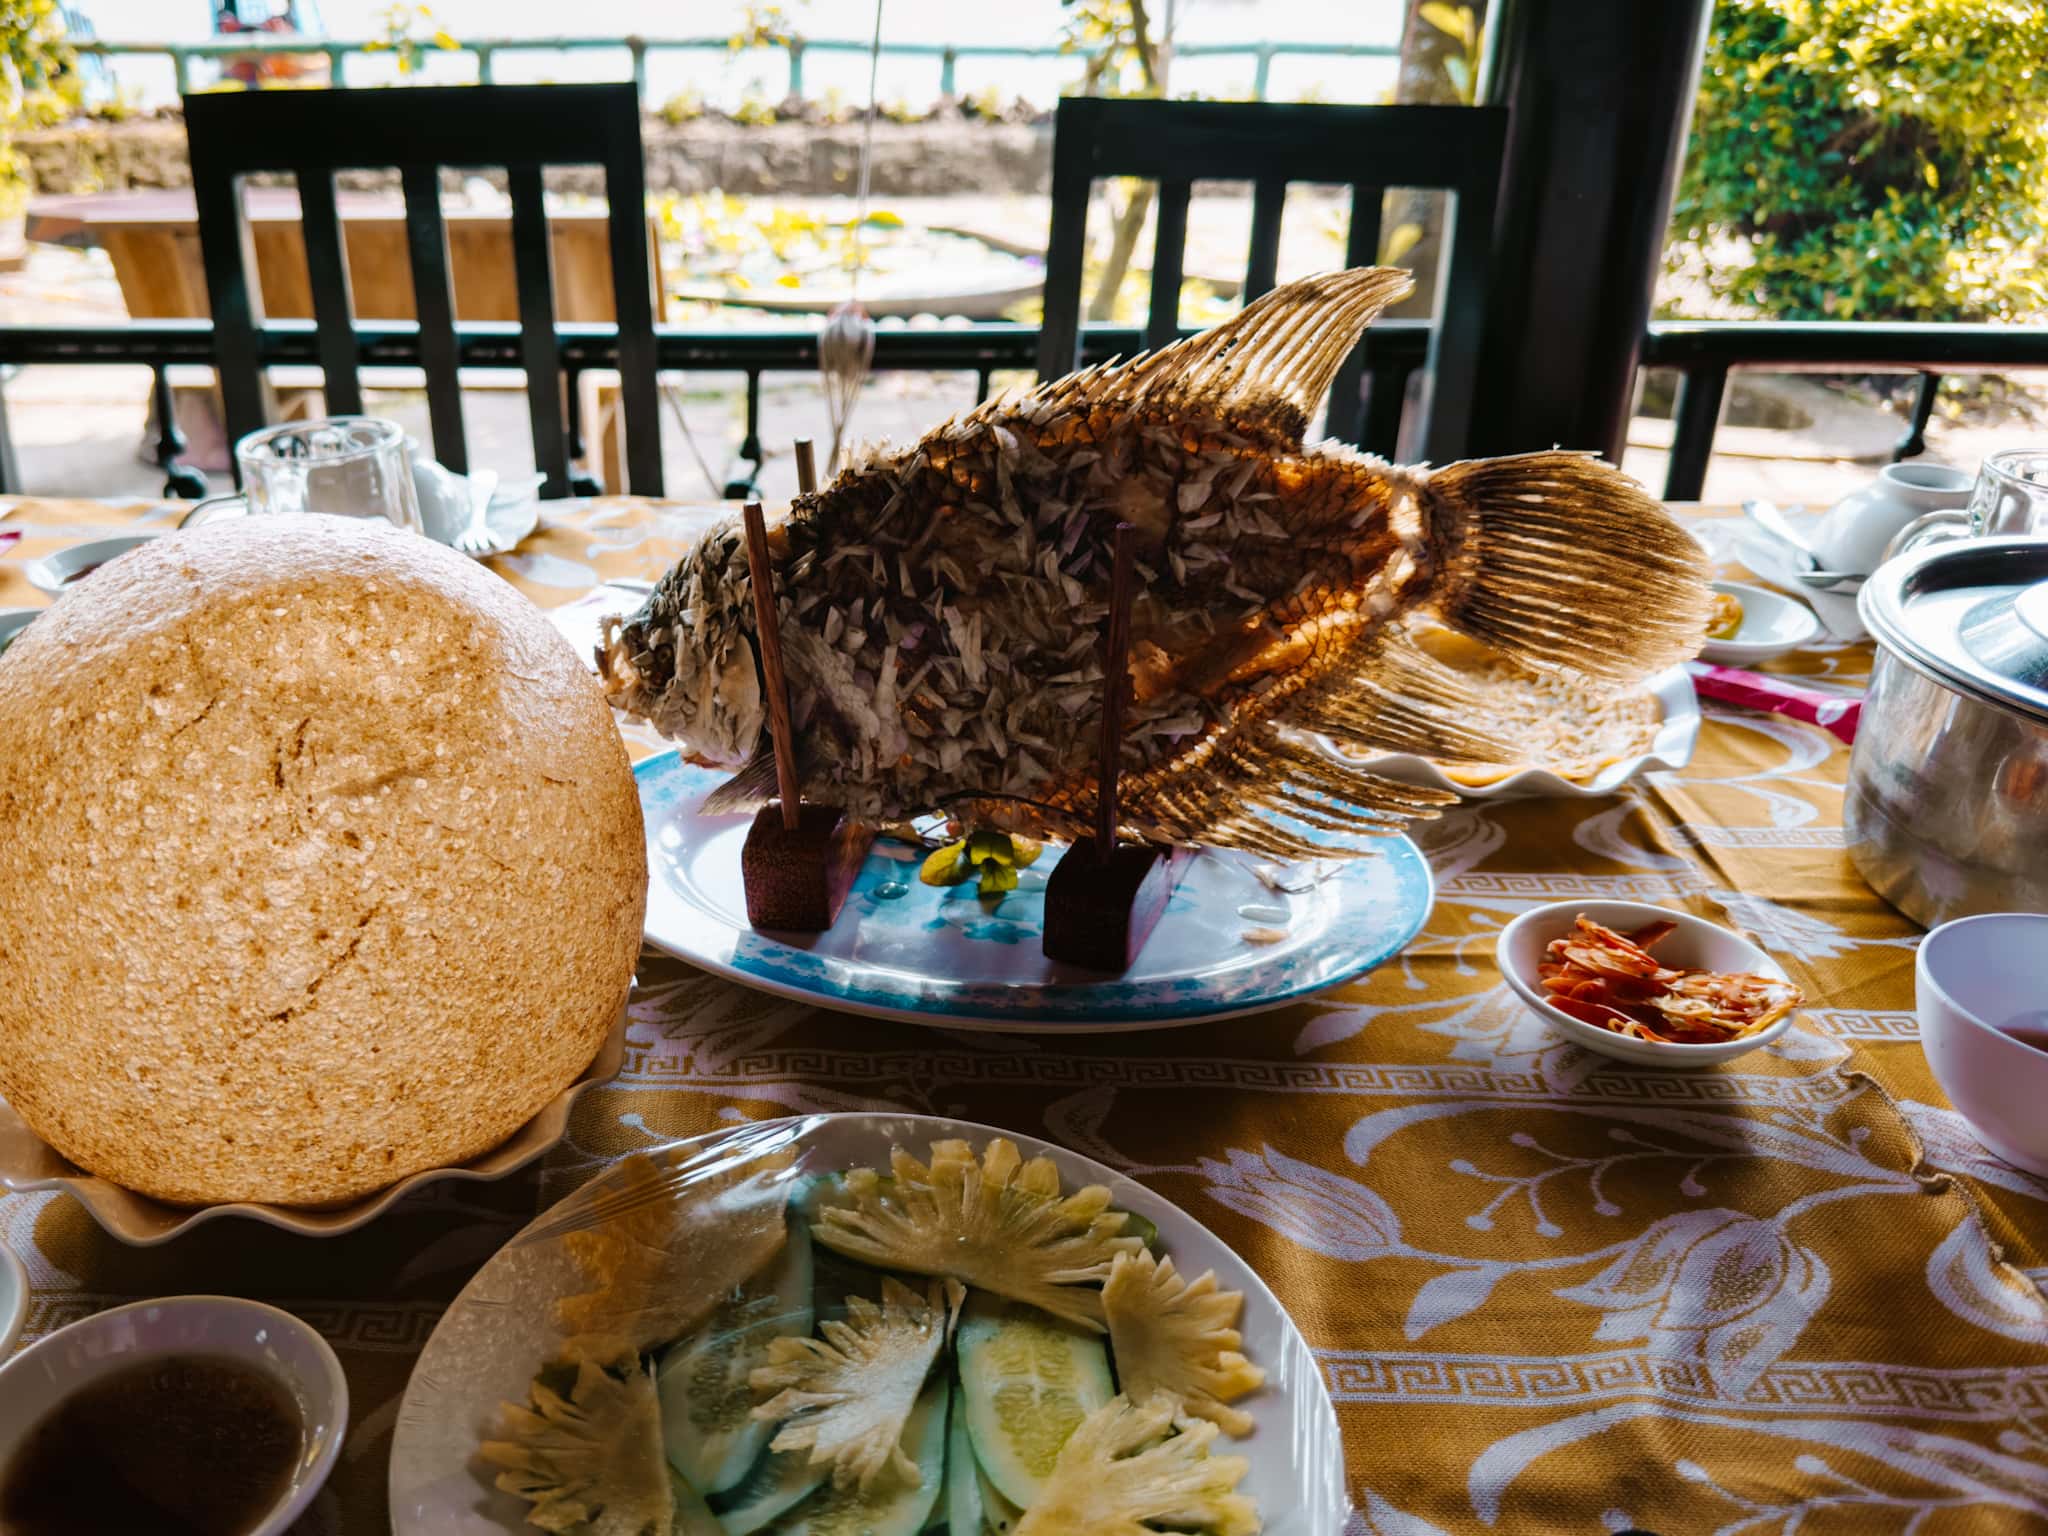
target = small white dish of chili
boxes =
[1496,899,1802,1068]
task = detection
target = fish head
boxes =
[597,535,767,769]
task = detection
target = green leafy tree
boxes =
[1058,0,1170,321]
[0,0,75,214]
[1670,0,2048,322]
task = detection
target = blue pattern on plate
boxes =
[634,752,1433,1029]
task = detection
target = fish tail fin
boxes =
[1422,451,1712,681]
[1124,726,1455,858]
[700,744,781,815]
[1283,626,1520,763]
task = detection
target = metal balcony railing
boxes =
[1,313,2043,501]
[74,35,1400,105]
[1642,321,2048,500]
[0,317,1431,498]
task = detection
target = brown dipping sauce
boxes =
[61,562,105,584]
[0,1354,303,1536]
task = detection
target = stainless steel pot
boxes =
[1846,539,2048,927]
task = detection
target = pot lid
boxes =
[1858,538,2048,724]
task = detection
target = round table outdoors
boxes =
[2,492,2045,1535]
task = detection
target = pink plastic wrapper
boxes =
[1687,661,1861,744]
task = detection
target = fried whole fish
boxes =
[600,268,1711,857]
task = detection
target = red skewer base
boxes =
[1041,838,1193,972]
[741,801,875,932]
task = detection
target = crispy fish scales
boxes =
[600,267,1711,856]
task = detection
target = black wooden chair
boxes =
[1038,97,1507,465]
[183,82,662,499]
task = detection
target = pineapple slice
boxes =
[1103,1251,1266,1436]
[480,1353,673,1536]
[554,1147,794,1361]
[808,1138,1143,1331]
[1013,1393,1260,1536]
[750,1275,951,1492]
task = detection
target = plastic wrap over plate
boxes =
[389,1111,1348,1534]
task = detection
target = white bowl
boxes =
[1699,580,1822,666]
[1314,663,1700,800]
[22,534,158,595]
[1496,899,1798,1067]
[0,1295,347,1534]
[0,1239,24,1357]
[1917,913,2048,1176]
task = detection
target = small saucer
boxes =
[23,534,157,595]
[1700,580,1824,665]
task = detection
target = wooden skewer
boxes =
[794,437,819,496]
[1096,521,1137,864]
[742,500,802,832]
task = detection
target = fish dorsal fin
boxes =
[1015,267,1414,447]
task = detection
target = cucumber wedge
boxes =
[710,1448,828,1536]
[1115,1209,1160,1252]
[955,1293,1113,1510]
[944,1380,984,1536]
[766,1372,950,1536]
[673,1469,728,1536]
[661,1213,816,1493]
[975,1464,1023,1536]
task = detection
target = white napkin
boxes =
[1731,525,1865,640]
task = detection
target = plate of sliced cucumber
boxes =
[388,1112,1345,1535]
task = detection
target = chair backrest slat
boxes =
[296,169,362,417]
[188,128,267,454]
[1038,97,1507,462]
[599,105,663,497]
[183,83,663,497]
[1146,179,1192,355]
[399,163,466,474]
[507,162,569,498]
[1243,176,1285,303]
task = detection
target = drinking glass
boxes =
[181,417,422,532]
[1887,449,2048,561]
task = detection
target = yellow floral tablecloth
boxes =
[3,495,2045,1536]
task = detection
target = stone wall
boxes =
[16,112,1054,200]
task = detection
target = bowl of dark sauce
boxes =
[0,1295,345,1536]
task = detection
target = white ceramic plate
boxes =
[1312,663,1700,801]
[0,1004,627,1246]
[1495,898,1798,1068]
[0,1295,347,1536]
[23,534,157,594]
[0,1239,24,1358]
[1699,580,1823,666]
[389,1112,1345,1535]
[636,752,1434,1031]
[0,607,38,657]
